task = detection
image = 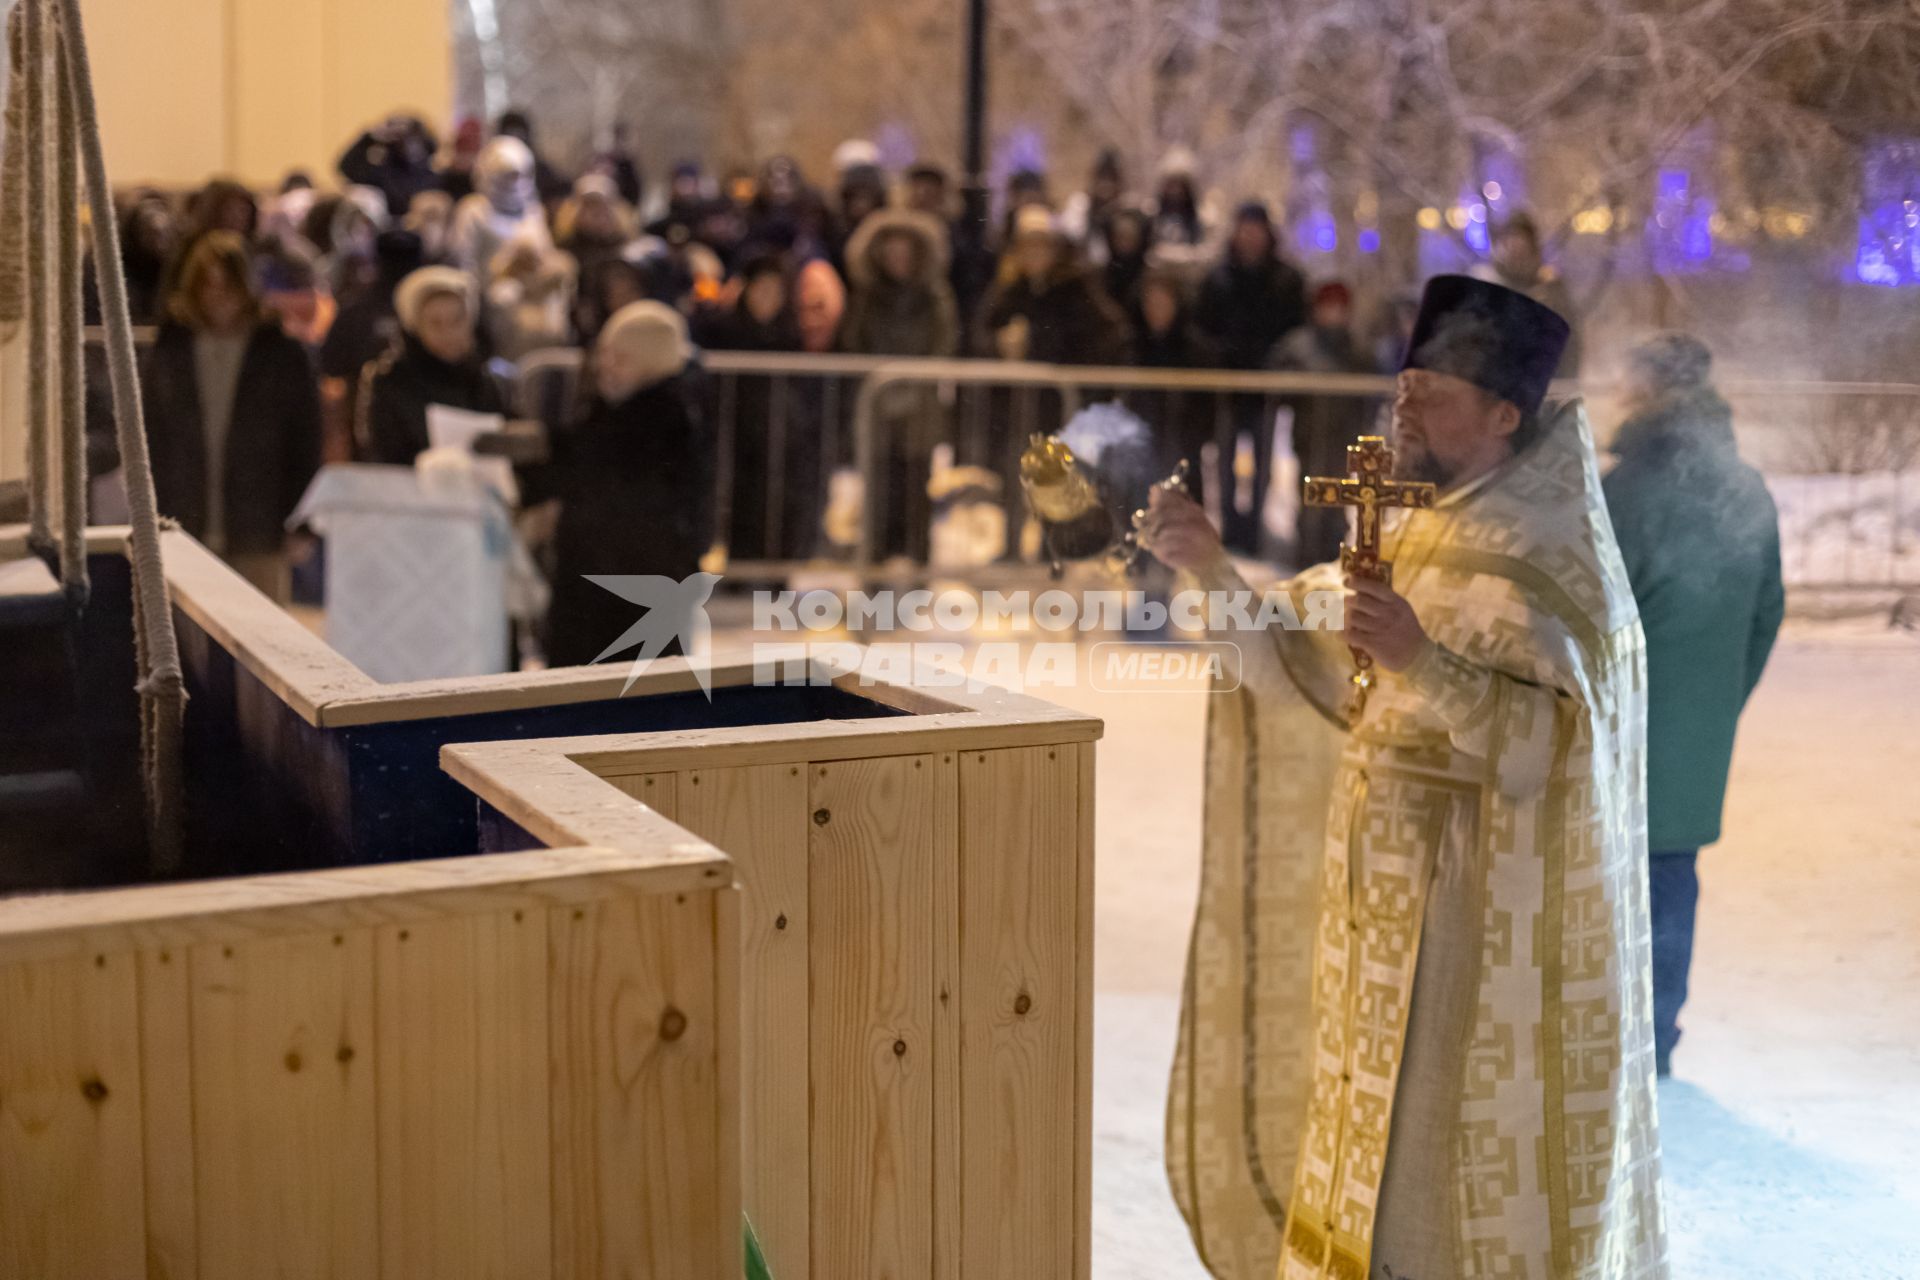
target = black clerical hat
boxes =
[1402,274,1570,415]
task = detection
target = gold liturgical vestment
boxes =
[1167,402,1668,1280]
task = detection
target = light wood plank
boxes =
[959,746,1079,1279]
[675,763,812,1280]
[930,751,963,1280]
[602,770,679,822]
[139,947,198,1280]
[190,930,378,1280]
[570,711,1103,779]
[809,755,936,1280]
[711,885,746,1280]
[156,529,367,724]
[0,845,728,967]
[1073,742,1098,1280]
[549,890,725,1279]
[0,952,145,1280]
[375,910,551,1279]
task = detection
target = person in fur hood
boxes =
[841,207,961,561]
[840,207,958,358]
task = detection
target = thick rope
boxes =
[0,5,28,327]
[52,11,86,607]
[55,0,185,872]
[22,0,51,561]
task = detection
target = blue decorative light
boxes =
[1357,228,1381,254]
[874,123,916,173]
[1460,187,1491,255]
[1647,165,1715,272]
[1854,138,1920,287]
[1285,120,1339,259]
[991,128,1048,189]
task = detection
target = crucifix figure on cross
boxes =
[1303,435,1437,716]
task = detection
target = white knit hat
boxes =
[597,300,692,391]
[393,266,478,332]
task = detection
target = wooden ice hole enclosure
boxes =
[0,526,1102,1280]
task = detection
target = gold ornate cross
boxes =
[1303,435,1436,715]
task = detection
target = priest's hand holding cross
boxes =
[1343,576,1428,671]
[1303,435,1438,712]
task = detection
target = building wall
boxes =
[0,0,448,488]
[86,0,450,189]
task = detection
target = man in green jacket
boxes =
[1603,332,1784,1077]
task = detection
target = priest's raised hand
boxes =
[1343,573,1430,671]
[1141,483,1222,572]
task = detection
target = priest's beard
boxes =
[1393,437,1455,486]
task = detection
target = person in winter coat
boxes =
[907,161,992,331]
[141,231,321,598]
[319,230,425,461]
[1194,201,1308,368]
[692,255,815,562]
[841,209,959,358]
[1126,268,1217,500]
[403,190,455,265]
[1602,332,1783,1078]
[257,246,335,351]
[1099,205,1154,318]
[544,301,714,667]
[1470,211,1582,377]
[831,162,890,274]
[1060,148,1127,258]
[337,115,442,220]
[554,174,638,291]
[122,190,177,322]
[437,117,485,203]
[1268,280,1380,565]
[745,156,833,265]
[183,178,260,243]
[1193,200,1308,555]
[974,207,1129,365]
[359,266,505,465]
[494,108,572,207]
[1150,164,1206,254]
[575,253,654,350]
[842,208,961,561]
[85,189,176,326]
[484,237,576,361]
[694,254,802,353]
[995,169,1052,247]
[972,209,1129,551]
[448,136,552,287]
[315,186,389,306]
[648,161,711,238]
[590,122,645,208]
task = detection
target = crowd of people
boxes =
[90,109,1588,606]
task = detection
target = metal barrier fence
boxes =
[83,331,1920,590]
[513,346,1400,577]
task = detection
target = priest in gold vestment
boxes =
[1149,276,1668,1280]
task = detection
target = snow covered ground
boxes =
[1027,623,1920,1279]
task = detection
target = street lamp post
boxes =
[961,0,991,244]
